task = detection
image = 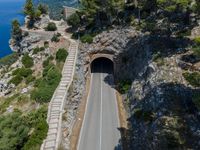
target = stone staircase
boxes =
[41,40,78,150]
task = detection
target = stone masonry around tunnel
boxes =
[89,53,114,74]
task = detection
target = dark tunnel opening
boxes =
[91,57,114,74]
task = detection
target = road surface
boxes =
[77,59,121,150]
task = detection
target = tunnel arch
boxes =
[91,57,114,74]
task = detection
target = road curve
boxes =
[77,63,121,150]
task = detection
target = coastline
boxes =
[0,0,25,59]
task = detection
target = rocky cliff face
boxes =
[77,27,200,149]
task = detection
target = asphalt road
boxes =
[77,59,121,150]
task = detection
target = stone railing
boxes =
[41,39,78,150]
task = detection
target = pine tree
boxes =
[24,0,34,17]
[11,19,22,43]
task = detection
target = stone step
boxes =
[44,140,56,149]
[53,98,63,101]
[49,115,60,120]
[50,111,60,115]
[51,103,62,106]
[52,107,60,111]
[48,128,58,135]
[44,147,54,150]
[49,118,59,124]
[46,133,57,140]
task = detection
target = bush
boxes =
[23,120,48,150]
[183,72,200,87]
[33,47,45,54]
[37,3,48,14]
[118,79,132,94]
[13,68,33,78]
[10,67,33,85]
[26,75,35,84]
[31,64,61,103]
[194,37,200,45]
[51,34,60,42]
[56,48,68,62]
[44,41,49,48]
[0,53,19,67]
[0,111,30,150]
[133,108,155,122]
[192,46,200,58]
[9,75,23,86]
[22,106,48,150]
[45,22,57,31]
[80,34,93,43]
[22,54,34,68]
[192,92,200,110]
[23,31,29,37]
[43,56,53,68]
[67,13,80,28]
[0,106,48,150]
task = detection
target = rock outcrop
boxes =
[74,27,200,149]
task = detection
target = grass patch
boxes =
[0,106,48,150]
[0,52,19,67]
[10,67,33,86]
[194,36,200,45]
[133,108,155,122]
[183,72,200,87]
[56,48,68,62]
[32,47,45,55]
[31,64,61,103]
[192,92,200,110]
[153,52,165,66]
[80,34,93,44]
[192,46,200,58]
[0,94,20,113]
[118,79,132,94]
[22,54,34,68]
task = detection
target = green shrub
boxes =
[43,56,54,68]
[118,79,132,94]
[26,75,35,84]
[0,111,30,150]
[20,68,33,77]
[0,53,19,67]
[194,37,200,45]
[31,64,61,103]
[11,67,33,85]
[33,47,45,54]
[23,120,48,150]
[22,106,48,150]
[192,46,200,58]
[44,41,49,48]
[56,48,68,62]
[37,3,48,14]
[183,72,200,87]
[51,34,60,42]
[45,22,57,31]
[9,75,23,86]
[0,106,48,150]
[176,29,191,38]
[80,34,93,43]
[192,92,200,110]
[22,54,34,68]
[67,13,80,28]
[13,68,33,78]
[0,94,20,113]
[133,108,155,122]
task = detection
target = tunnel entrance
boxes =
[91,57,114,74]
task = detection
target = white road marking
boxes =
[77,74,93,150]
[100,73,103,150]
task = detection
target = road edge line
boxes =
[77,74,93,150]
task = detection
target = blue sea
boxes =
[0,0,25,58]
